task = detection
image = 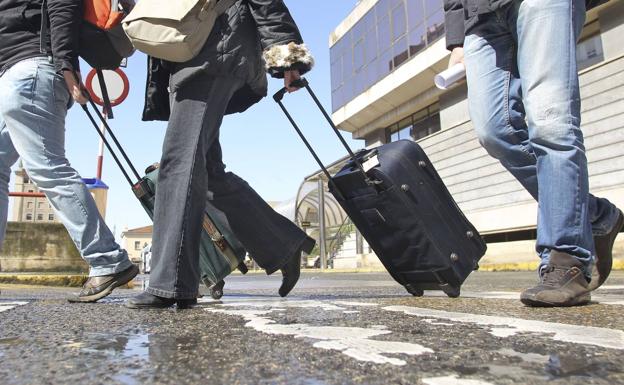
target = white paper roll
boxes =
[434,63,466,90]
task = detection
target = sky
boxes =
[23,1,362,237]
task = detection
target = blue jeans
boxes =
[0,57,132,277]
[463,0,620,276]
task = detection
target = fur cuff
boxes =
[262,42,314,78]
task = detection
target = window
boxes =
[426,9,445,44]
[38,202,45,209]
[331,0,448,111]
[37,214,43,221]
[28,190,34,193]
[391,4,407,41]
[48,214,54,221]
[387,104,441,142]
[27,202,33,209]
[409,24,427,56]
[26,214,33,221]
[135,241,141,251]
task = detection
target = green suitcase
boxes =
[82,101,247,299]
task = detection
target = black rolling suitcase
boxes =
[80,99,247,299]
[274,79,487,297]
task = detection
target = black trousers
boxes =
[146,74,311,299]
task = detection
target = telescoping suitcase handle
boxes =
[273,78,371,197]
[81,99,142,188]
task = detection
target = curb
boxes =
[0,274,136,288]
[0,274,88,287]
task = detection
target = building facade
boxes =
[121,225,152,265]
[12,168,59,223]
[11,167,110,223]
[322,0,624,268]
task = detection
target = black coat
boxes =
[443,0,609,50]
[142,0,313,121]
[443,0,514,50]
[0,0,81,73]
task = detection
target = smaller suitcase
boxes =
[273,78,487,297]
[81,100,247,299]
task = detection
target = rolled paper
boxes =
[434,63,466,90]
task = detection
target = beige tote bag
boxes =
[123,0,236,62]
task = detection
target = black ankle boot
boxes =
[279,237,316,297]
[125,292,197,309]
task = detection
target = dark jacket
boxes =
[443,0,514,50]
[444,0,608,50]
[142,0,314,121]
[0,0,81,73]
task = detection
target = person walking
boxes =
[443,0,623,307]
[126,0,315,309]
[0,0,138,302]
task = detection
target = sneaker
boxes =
[67,264,139,303]
[520,251,590,307]
[589,209,623,291]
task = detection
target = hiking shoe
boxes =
[68,264,139,303]
[589,209,623,291]
[520,251,590,307]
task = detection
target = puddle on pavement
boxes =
[497,348,550,364]
[0,337,22,345]
[545,354,619,378]
[490,348,621,380]
[67,331,150,361]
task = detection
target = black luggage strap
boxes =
[273,78,371,199]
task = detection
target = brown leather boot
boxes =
[520,251,590,307]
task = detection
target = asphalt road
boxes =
[1,271,623,385]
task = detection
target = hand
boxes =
[63,70,88,105]
[284,70,301,93]
[448,47,465,69]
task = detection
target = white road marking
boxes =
[205,299,433,366]
[0,301,28,313]
[332,301,379,307]
[384,306,624,350]
[422,375,494,385]
[598,285,624,290]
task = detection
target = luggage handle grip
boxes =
[273,78,371,197]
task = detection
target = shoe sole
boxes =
[520,293,591,307]
[589,210,624,291]
[68,265,139,303]
[125,299,196,310]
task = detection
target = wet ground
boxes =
[1,271,623,385]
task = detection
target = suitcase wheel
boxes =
[441,285,461,298]
[238,262,248,275]
[405,284,424,297]
[210,280,225,300]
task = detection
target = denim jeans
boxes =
[0,57,132,277]
[146,74,313,299]
[463,0,620,276]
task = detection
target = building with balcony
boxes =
[299,0,624,269]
